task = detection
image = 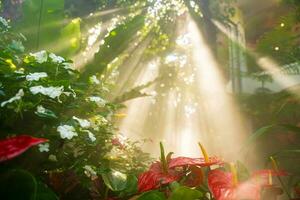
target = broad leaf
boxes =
[0,169,37,200]
[240,125,275,152]
[102,170,127,191]
[137,190,166,200]
[168,186,203,200]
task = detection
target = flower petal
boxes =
[168,156,222,168]
[0,135,48,162]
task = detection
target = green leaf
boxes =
[241,123,300,153]
[35,107,58,119]
[122,174,138,195]
[36,181,58,200]
[168,186,203,200]
[59,18,81,57]
[101,170,127,191]
[169,181,180,191]
[272,149,300,158]
[137,190,166,200]
[0,169,37,200]
[280,124,300,134]
[240,125,275,152]
[82,15,145,78]
[236,160,250,182]
[16,0,65,52]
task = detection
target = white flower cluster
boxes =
[49,53,65,63]
[57,125,78,140]
[29,51,72,69]
[1,89,24,107]
[73,116,91,128]
[89,75,100,85]
[87,131,96,142]
[87,96,106,107]
[30,50,48,63]
[73,116,96,142]
[29,86,64,99]
[26,72,48,81]
[82,130,96,142]
[0,17,10,28]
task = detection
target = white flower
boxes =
[1,89,24,107]
[88,131,96,142]
[15,68,25,74]
[62,62,73,69]
[38,143,49,152]
[73,116,91,128]
[49,53,65,63]
[30,50,48,63]
[90,75,100,85]
[63,86,76,98]
[83,165,97,180]
[57,125,78,140]
[26,72,48,81]
[87,96,106,107]
[83,130,96,142]
[36,105,46,114]
[29,86,64,99]
[0,17,10,28]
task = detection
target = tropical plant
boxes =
[0,16,152,200]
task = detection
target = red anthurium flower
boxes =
[138,142,222,193]
[138,162,180,192]
[0,135,48,162]
[252,169,288,186]
[208,169,261,200]
[168,156,222,168]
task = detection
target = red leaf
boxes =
[208,169,234,200]
[252,169,288,187]
[0,135,48,162]
[168,156,222,168]
[137,170,179,193]
[208,169,261,200]
[252,169,288,177]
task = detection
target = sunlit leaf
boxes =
[102,170,127,191]
[137,190,166,200]
[168,186,203,200]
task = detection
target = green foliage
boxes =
[169,186,203,200]
[256,13,300,65]
[0,169,58,200]
[0,18,151,199]
[209,0,237,21]
[137,190,166,200]
[59,18,82,57]
[0,16,25,62]
[236,160,250,182]
[82,15,145,78]
[15,0,65,51]
[0,169,38,200]
[102,170,128,191]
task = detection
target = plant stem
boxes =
[104,186,109,200]
[276,175,292,200]
[36,0,44,50]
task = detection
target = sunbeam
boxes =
[189,16,248,160]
